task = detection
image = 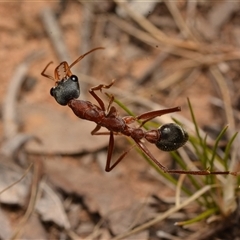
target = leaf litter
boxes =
[0,1,240,239]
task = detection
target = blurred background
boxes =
[0,1,240,239]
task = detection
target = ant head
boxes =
[50,75,80,106]
[156,123,188,151]
[42,47,104,106]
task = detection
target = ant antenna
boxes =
[69,47,105,69]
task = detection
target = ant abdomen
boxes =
[156,123,188,151]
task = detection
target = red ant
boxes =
[41,47,236,175]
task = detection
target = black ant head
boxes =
[50,75,80,106]
[156,123,188,151]
[43,48,104,106]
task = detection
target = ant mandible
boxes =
[41,47,235,175]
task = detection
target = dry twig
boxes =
[3,52,44,139]
[41,7,70,62]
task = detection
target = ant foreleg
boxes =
[89,80,115,111]
[41,62,55,81]
[105,94,115,114]
[91,124,102,135]
[54,62,73,80]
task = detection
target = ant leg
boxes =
[135,140,234,175]
[91,124,121,136]
[105,94,115,114]
[91,125,133,171]
[105,132,134,172]
[138,136,229,175]
[105,132,117,172]
[91,124,102,135]
[134,140,168,172]
[166,169,231,175]
[136,107,181,127]
[120,107,181,127]
[54,62,73,80]
[89,80,115,111]
[41,62,55,81]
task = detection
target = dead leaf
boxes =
[21,214,48,239]
[43,158,154,235]
[109,202,154,237]
[20,103,109,154]
[43,157,135,214]
[36,181,70,229]
[0,210,12,239]
[0,158,31,206]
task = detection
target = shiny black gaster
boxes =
[156,123,188,151]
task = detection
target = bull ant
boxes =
[42,47,236,175]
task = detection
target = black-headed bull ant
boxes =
[42,47,236,175]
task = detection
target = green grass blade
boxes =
[223,131,238,170]
[209,126,228,171]
[176,207,218,226]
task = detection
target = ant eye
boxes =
[50,88,54,96]
[70,75,78,82]
[156,123,188,151]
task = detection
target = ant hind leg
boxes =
[105,132,134,172]
[136,107,181,127]
[91,125,133,172]
[135,140,168,172]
